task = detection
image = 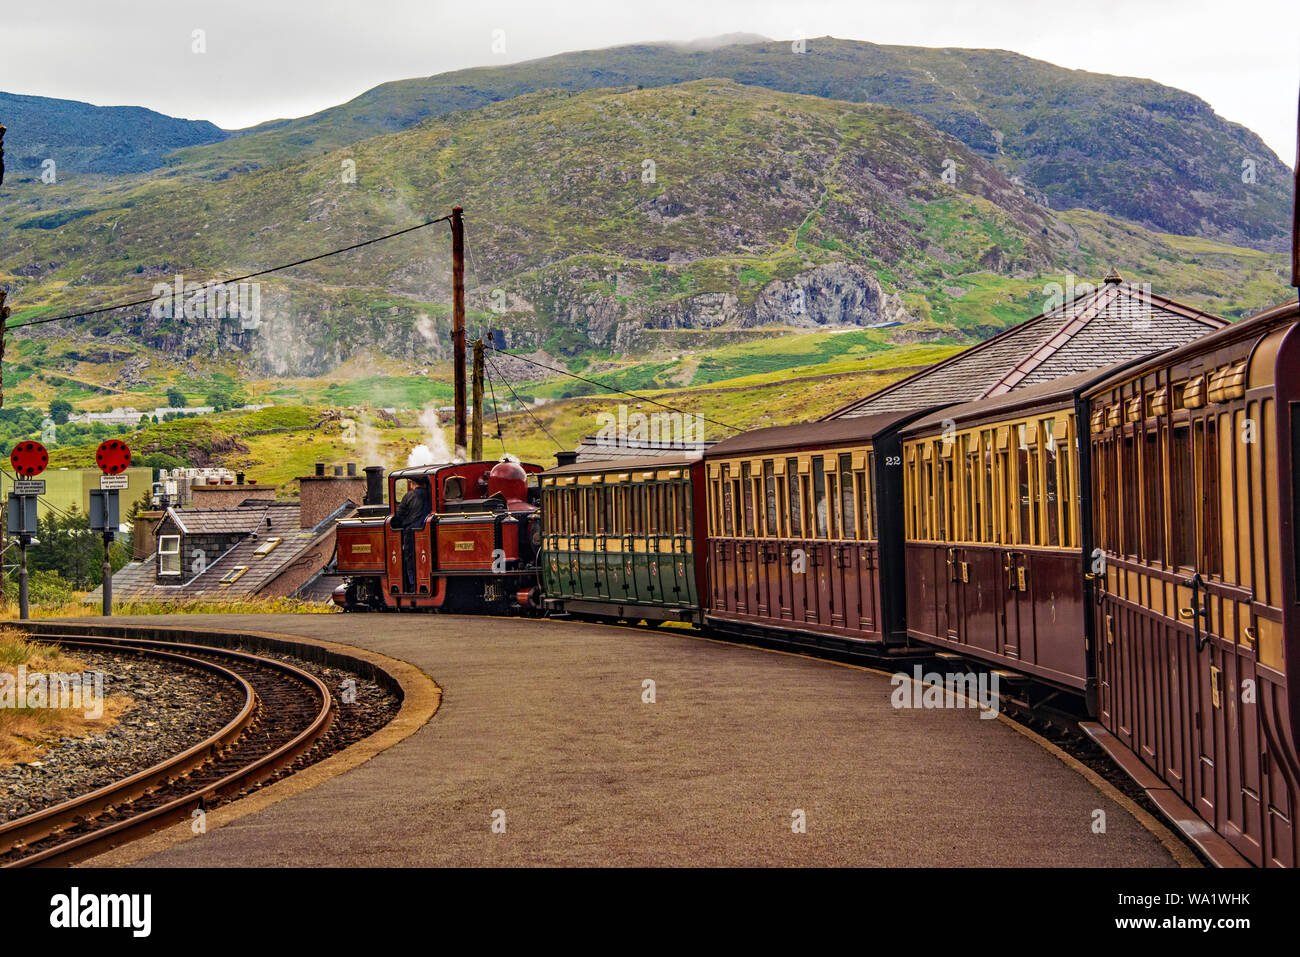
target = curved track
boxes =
[0,634,333,867]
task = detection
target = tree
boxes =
[166,387,187,408]
[48,398,73,424]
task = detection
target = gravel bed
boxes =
[0,649,243,822]
[0,641,402,828]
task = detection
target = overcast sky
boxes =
[1,0,1297,162]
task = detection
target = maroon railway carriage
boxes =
[897,368,1145,698]
[700,413,927,649]
[1084,299,1300,867]
[333,459,545,613]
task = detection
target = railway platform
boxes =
[46,613,1189,867]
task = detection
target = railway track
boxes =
[0,634,334,868]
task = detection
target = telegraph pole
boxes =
[471,339,484,461]
[1,125,7,409]
[451,206,467,457]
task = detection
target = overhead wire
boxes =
[484,353,564,451]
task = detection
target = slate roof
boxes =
[826,277,1228,419]
[88,500,354,603]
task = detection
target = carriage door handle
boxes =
[1179,572,1211,651]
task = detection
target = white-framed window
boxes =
[159,535,181,576]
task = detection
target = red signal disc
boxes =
[9,441,49,477]
[95,439,132,475]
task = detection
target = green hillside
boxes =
[3,80,1290,399]
[159,36,1293,250]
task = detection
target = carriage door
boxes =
[1170,406,1229,828]
[1000,425,1033,661]
[779,457,804,622]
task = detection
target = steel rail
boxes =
[0,641,256,853]
[1,634,334,867]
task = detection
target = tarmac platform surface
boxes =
[55,613,1183,867]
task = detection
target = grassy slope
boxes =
[159,37,1290,249]
[1,80,1289,414]
[31,337,965,485]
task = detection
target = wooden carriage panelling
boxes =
[1086,301,1300,867]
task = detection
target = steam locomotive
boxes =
[332,459,545,613]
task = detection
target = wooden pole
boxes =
[1292,90,1299,288]
[471,339,484,461]
[451,206,467,457]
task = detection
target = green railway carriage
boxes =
[539,456,706,623]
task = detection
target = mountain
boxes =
[2,80,1290,387]
[159,36,1292,251]
[0,91,228,176]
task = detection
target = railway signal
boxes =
[10,440,49,477]
[6,439,46,620]
[92,439,131,616]
[95,438,132,475]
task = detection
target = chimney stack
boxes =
[364,466,385,506]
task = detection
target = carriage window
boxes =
[783,459,801,537]
[1016,425,1031,545]
[982,432,996,543]
[1200,420,1222,577]
[812,457,829,539]
[863,457,873,540]
[858,461,872,541]
[1142,430,1163,563]
[827,468,839,539]
[763,461,779,538]
[1171,425,1196,568]
[741,464,755,537]
[935,445,949,541]
[1043,421,1060,547]
[920,458,932,540]
[1059,426,1073,548]
[709,478,720,536]
[964,437,978,542]
[1121,434,1140,555]
[585,487,597,534]
[909,455,920,538]
[721,466,734,536]
[839,454,856,540]
[673,482,685,535]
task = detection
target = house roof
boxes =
[90,500,355,603]
[826,276,1228,419]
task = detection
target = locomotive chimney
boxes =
[364,466,385,506]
